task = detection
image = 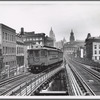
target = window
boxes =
[36,38,38,40]
[5,33,7,40]
[48,51,58,55]
[9,47,10,53]
[27,38,29,41]
[41,50,45,56]
[34,50,39,57]
[40,41,42,45]
[33,38,35,41]
[94,45,97,49]
[23,38,26,41]
[6,62,8,65]
[95,56,97,60]
[3,32,4,39]
[40,38,42,40]
[12,35,13,41]
[6,47,7,54]
[10,35,12,41]
[8,47,9,54]
[3,47,4,54]
[36,42,39,44]
[8,34,9,40]
[30,38,32,41]
[95,50,97,54]
[6,34,8,40]
[17,47,18,54]
[29,50,33,55]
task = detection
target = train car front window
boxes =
[34,50,39,57]
[28,50,33,56]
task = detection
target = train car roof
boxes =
[27,45,62,52]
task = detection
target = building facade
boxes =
[64,30,85,58]
[64,42,78,55]
[55,38,66,50]
[85,36,100,62]
[0,44,3,74]
[20,28,54,49]
[0,24,16,72]
[16,34,24,67]
[45,36,54,47]
[64,41,85,57]
[20,28,46,49]
[55,41,63,49]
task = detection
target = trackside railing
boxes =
[1,66,63,96]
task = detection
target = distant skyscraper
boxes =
[70,29,75,43]
[49,27,56,47]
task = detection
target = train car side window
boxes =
[45,50,47,57]
[41,50,45,57]
[30,50,33,55]
[28,50,33,57]
[48,51,51,55]
[41,50,47,57]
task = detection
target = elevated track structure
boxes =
[66,56,100,95]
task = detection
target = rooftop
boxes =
[0,23,16,32]
[85,36,100,43]
[64,40,85,48]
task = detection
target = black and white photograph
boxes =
[0,1,100,98]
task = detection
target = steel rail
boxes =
[0,72,30,87]
[0,72,44,96]
[0,64,63,96]
[67,61,96,96]
[4,66,63,96]
[66,64,83,96]
[70,58,100,83]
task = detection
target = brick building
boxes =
[0,24,16,72]
[20,28,46,49]
[20,28,54,48]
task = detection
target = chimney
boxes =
[20,27,24,35]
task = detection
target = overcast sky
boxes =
[0,1,100,42]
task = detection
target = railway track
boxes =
[0,64,63,96]
[66,64,95,96]
[0,63,58,89]
[0,72,30,87]
[0,72,44,96]
[66,56,100,95]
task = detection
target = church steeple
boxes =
[49,27,55,39]
[50,27,53,35]
[49,27,56,47]
[51,27,52,31]
[70,29,75,43]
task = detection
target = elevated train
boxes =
[27,44,63,73]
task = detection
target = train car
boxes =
[27,44,63,73]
